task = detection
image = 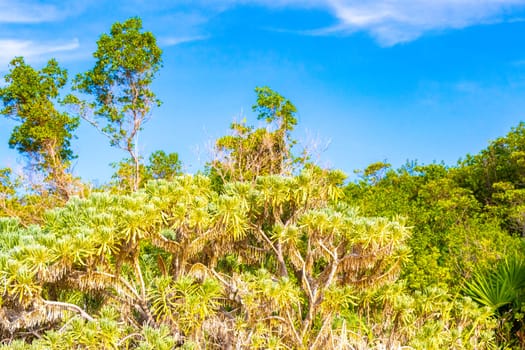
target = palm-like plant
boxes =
[149,275,222,343]
[0,167,413,348]
[465,255,525,346]
[466,256,525,310]
[145,176,216,277]
[136,325,179,350]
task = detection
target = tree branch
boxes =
[43,300,94,322]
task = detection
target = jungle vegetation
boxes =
[0,17,524,349]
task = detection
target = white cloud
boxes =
[198,0,525,45]
[4,0,522,52]
[0,38,80,68]
[324,0,525,45]
[159,36,208,47]
[0,0,65,23]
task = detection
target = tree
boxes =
[111,150,182,192]
[213,87,300,182]
[73,17,162,192]
[147,150,182,180]
[110,157,148,193]
[0,168,20,219]
[0,57,79,199]
[456,122,525,205]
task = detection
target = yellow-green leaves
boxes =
[215,195,249,241]
[4,261,40,307]
[150,275,222,335]
[0,170,414,348]
[213,87,300,183]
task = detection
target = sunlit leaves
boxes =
[73,17,163,191]
[149,275,222,335]
[321,285,357,315]
[137,325,179,350]
[5,262,40,307]
[465,256,525,312]
[0,169,413,348]
[0,57,79,198]
[213,87,301,182]
[215,195,249,241]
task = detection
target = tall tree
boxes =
[213,87,299,182]
[73,17,162,191]
[0,57,79,199]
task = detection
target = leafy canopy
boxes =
[0,57,79,198]
[0,57,78,164]
[73,17,162,191]
[213,87,301,182]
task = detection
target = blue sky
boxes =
[2,0,525,183]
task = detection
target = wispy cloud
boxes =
[0,38,80,68]
[0,0,70,23]
[3,0,523,60]
[323,0,525,46]
[199,0,525,45]
[159,35,208,47]
[454,80,483,94]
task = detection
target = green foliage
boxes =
[346,161,522,292]
[73,17,162,191]
[0,57,76,163]
[253,86,297,130]
[147,150,182,180]
[0,18,524,347]
[0,57,79,198]
[344,128,525,347]
[465,256,525,347]
[213,87,301,183]
[150,275,222,336]
[74,17,162,136]
[0,168,413,348]
[0,168,22,219]
[136,325,179,350]
[457,122,525,203]
[353,282,496,349]
[361,161,391,184]
[110,150,182,192]
[110,157,149,192]
[455,122,525,236]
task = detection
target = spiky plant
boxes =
[465,255,525,347]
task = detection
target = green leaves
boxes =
[0,57,79,198]
[73,17,163,191]
[2,14,523,347]
[150,275,222,334]
[253,86,297,130]
[464,256,525,347]
[215,195,249,241]
[465,256,525,311]
[77,16,162,124]
[213,87,301,182]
